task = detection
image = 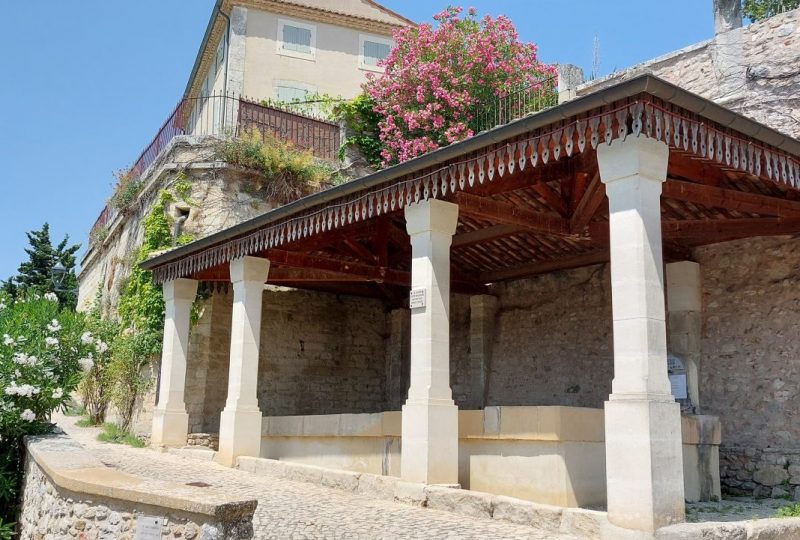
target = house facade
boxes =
[187,0,411,105]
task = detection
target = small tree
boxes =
[77,317,118,425]
[365,6,556,165]
[2,223,80,310]
[743,0,799,21]
[0,292,100,530]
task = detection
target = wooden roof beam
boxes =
[452,224,523,249]
[479,251,609,283]
[454,192,570,236]
[663,179,800,218]
[569,172,605,233]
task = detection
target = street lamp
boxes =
[52,262,67,292]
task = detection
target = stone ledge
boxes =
[236,456,608,536]
[656,517,800,539]
[26,433,257,521]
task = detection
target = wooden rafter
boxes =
[569,172,605,233]
[663,180,800,218]
[452,224,523,249]
[479,251,609,283]
[454,192,569,236]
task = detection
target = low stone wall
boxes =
[259,406,721,508]
[18,433,257,539]
[237,455,610,539]
[720,446,800,498]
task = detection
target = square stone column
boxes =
[401,199,459,485]
[667,261,702,411]
[151,278,198,447]
[216,256,270,467]
[598,137,685,535]
[469,295,498,409]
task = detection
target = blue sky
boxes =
[0,1,714,280]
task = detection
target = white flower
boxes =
[20,409,35,422]
[13,353,37,366]
[44,292,58,302]
[80,331,93,345]
[5,382,36,398]
[95,340,108,354]
[45,336,59,348]
[3,335,14,346]
[78,357,94,372]
[16,335,25,342]
[0,302,6,310]
[47,320,61,333]
[52,388,64,399]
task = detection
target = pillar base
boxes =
[151,408,189,448]
[216,406,262,467]
[400,401,458,485]
[605,397,685,534]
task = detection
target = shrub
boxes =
[0,292,100,527]
[217,128,329,203]
[77,317,118,425]
[365,6,556,165]
[333,94,384,168]
[109,170,143,211]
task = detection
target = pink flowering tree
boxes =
[366,6,556,165]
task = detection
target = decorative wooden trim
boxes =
[151,96,800,284]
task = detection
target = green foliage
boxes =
[75,415,94,427]
[110,170,143,211]
[217,128,329,203]
[743,0,799,20]
[173,170,194,204]
[1,223,80,310]
[0,292,99,526]
[96,422,145,448]
[111,191,177,431]
[0,518,14,540]
[333,94,384,168]
[776,503,800,517]
[260,92,343,119]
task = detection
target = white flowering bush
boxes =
[76,317,118,426]
[0,292,99,529]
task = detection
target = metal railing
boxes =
[89,94,341,240]
[472,76,558,134]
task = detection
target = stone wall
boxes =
[578,8,800,139]
[189,287,389,432]
[483,264,614,409]
[19,433,256,540]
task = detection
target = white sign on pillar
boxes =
[409,288,427,309]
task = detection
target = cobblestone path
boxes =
[55,413,582,540]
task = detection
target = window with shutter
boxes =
[359,34,392,71]
[277,19,316,60]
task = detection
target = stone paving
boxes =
[54,413,582,540]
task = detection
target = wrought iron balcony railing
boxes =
[89,94,341,241]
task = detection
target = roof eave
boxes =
[142,74,800,271]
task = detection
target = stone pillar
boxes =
[151,278,198,447]
[216,256,270,467]
[401,199,459,485]
[385,308,410,411]
[667,261,702,411]
[598,137,685,535]
[469,295,498,409]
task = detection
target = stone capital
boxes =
[163,278,199,303]
[230,256,270,284]
[597,136,669,186]
[404,199,459,237]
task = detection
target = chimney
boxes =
[713,0,743,34]
[555,64,585,104]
